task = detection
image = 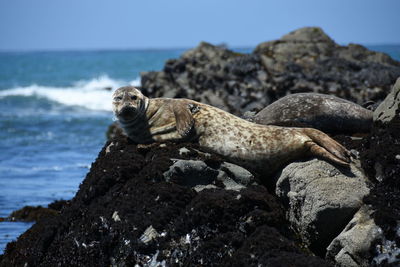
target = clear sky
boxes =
[0,0,399,51]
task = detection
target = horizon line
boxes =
[1,42,400,54]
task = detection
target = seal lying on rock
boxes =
[112,86,351,176]
[253,93,373,134]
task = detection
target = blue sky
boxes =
[0,0,399,51]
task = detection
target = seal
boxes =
[253,93,373,134]
[112,86,351,175]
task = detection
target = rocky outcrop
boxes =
[275,159,369,256]
[141,27,400,116]
[2,29,400,267]
[0,138,330,267]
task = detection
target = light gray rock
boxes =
[219,162,255,186]
[255,27,336,72]
[163,160,218,187]
[140,225,160,244]
[163,159,256,191]
[373,77,400,125]
[326,205,383,267]
[275,159,369,254]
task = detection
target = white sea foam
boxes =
[0,75,141,111]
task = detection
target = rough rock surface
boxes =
[163,159,257,192]
[5,206,58,222]
[360,78,400,266]
[275,159,369,256]
[373,77,400,125]
[326,205,383,267]
[0,137,329,267]
[141,27,400,116]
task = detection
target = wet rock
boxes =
[371,232,400,266]
[275,159,369,256]
[326,205,383,267]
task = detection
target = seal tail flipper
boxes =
[303,128,351,165]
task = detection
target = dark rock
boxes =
[141,27,400,117]
[8,206,58,222]
[0,136,329,266]
[254,27,400,105]
[141,42,271,116]
[359,78,400,266]
[106,122,126,140]
[47,200,69,212]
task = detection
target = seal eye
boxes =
[131,95,138,100]
[114,96,123,101]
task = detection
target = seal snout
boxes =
[119,105,137,117]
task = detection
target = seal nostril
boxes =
[119,106,136,116]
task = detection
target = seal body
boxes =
[113,87,351,175]
[254,93,373,134]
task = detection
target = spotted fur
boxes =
[113,86,351,176]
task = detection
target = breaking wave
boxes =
[0,75,141,111]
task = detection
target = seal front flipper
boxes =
[173,102,194,138]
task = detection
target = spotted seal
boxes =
[253,93,373,134]
[112,86,351,176]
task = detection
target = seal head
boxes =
[112,86,148,123]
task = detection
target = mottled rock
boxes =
[275,159,369,255]
[254,27,400,104]
[373,77,400,126]
[163,159,257,191]
[326,205,383,267]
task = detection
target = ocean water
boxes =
[0,45,399,253]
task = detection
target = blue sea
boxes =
[0,45,399,253]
